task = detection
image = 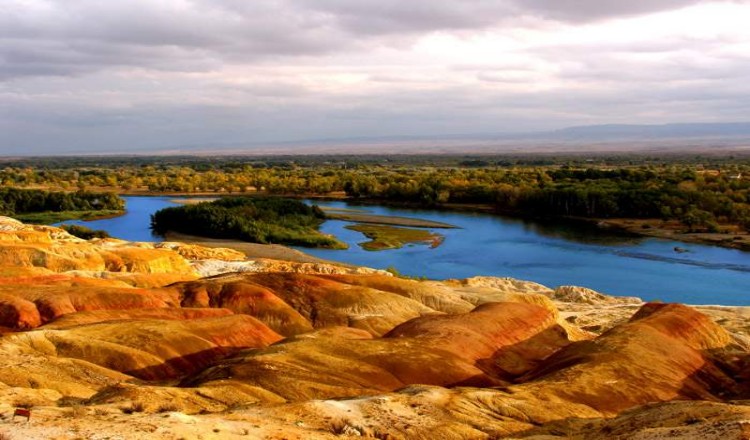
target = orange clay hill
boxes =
[0,215,749,439]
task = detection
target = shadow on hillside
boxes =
[123,346,244,381]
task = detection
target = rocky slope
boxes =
[0,216,749,439]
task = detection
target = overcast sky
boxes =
[2,0,750,154]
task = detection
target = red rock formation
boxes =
[0,284,179,328]
[42,308,236,329]
[10,315,282,381]
[167,272,436,336]
[236,273,433,334]
[0,293,42,329]
[1,217,747,439]
[173,277,313,336]
[186,301,571,400]
[518,302,737,414]
[386,302,570,379]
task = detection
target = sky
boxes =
[2,0,750,154]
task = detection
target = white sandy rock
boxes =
[192,258,391,278]
[552,285,642,305]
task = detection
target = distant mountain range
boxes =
[183,122,750,156]
[543,122,750,140]
[20,122,750,157]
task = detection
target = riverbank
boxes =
[164,231,347,265]
[21,187,750,253]
[167,197,458,229]
[20,194,750,303]
[595,218,750,251]
[155,193,750,252]
[347,199,750,252]
[322,208,457,229]
[167,197,217,205]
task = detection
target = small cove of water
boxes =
[57,196,750,305]
[56,196,181,242]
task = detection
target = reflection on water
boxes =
[56,196,750,306]
[521,218,642,246]
[612,250,750,273]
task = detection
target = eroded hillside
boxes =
[1,216,749,440]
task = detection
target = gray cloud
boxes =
[535,36,750,85]
[3,0,722,81]
[519,0,707,22]
[0,0,350,79]
[292,0,515,34]
[5,0,491,80]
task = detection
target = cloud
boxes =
[518,0,708,22]
[0,0,728,81]
[5,0,716,81]
[0,1,516,81]
[292,0,515,34]
[2,0,750,153]
[0,0,351,79]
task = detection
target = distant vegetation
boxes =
[344,166,750,233]
[3,154,750,233]
[0,187,124,224]
[60,224,111,239]
[150,197,346,249]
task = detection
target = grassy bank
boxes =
[164,231,347,265]
[323,208,457,229]
[346,224,444,251]
[595,218,750,251]
[12,209,124,225]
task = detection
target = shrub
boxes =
[61,224,111,239]
[120,402,145,414]
[150,197,345,249]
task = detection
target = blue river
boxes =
[57,196,750,305]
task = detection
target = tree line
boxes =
[3,158,750,232]
[150,197,346,248]
[0,187,124,216]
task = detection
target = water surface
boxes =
[57,196,180,242]
[58,196,750,305]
